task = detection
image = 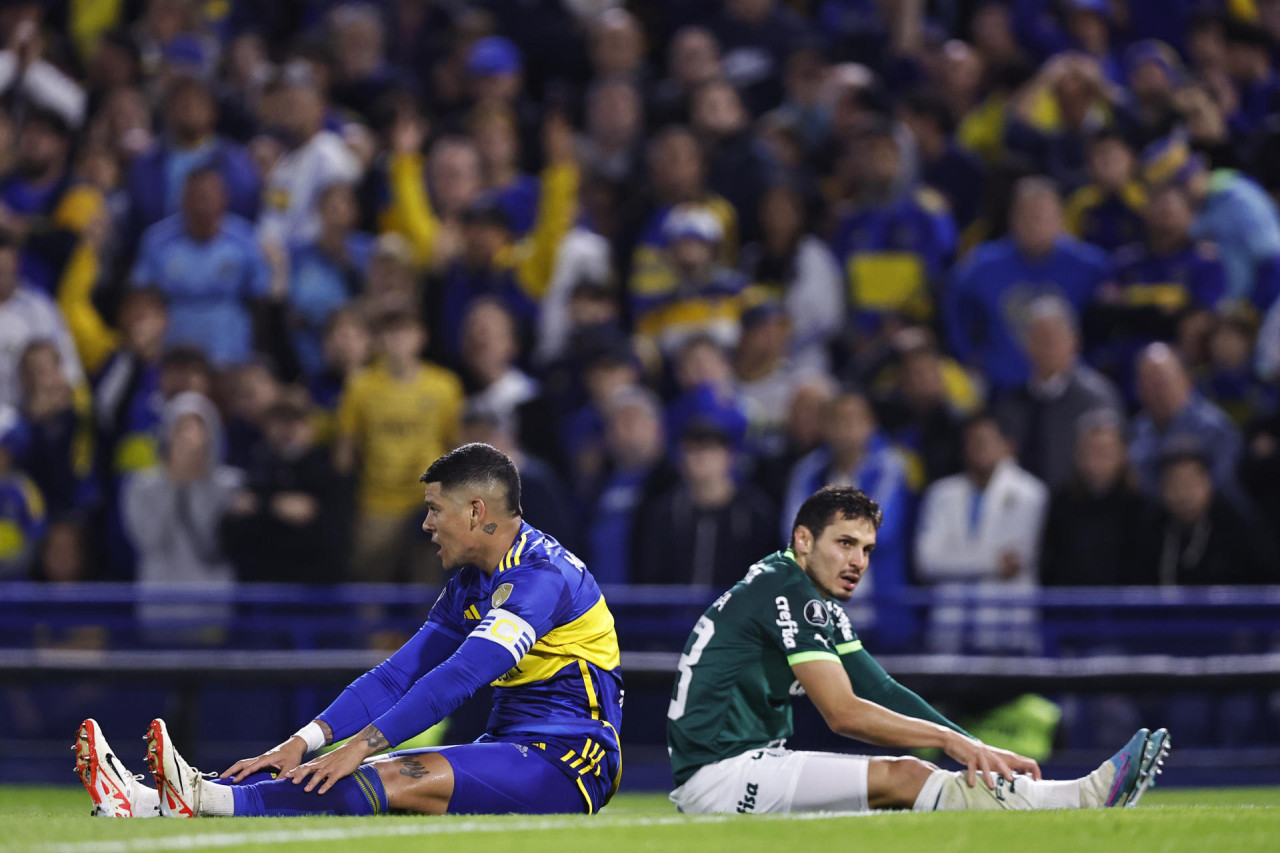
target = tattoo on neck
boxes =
[482,523,497,534]
[398,756,431,779]
[358,726,389,752]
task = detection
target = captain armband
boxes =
[472,608,536,664]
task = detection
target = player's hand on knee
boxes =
[992,746,1041,781]
[283,742,363,794]
[221,736,307,782]
[944,733,1008,790]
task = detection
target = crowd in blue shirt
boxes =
[0,0,1275,596]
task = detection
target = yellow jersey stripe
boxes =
[579,659,600,720]
[512,533,528,566]
[576,777,594,814]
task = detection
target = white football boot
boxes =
[74,718,159,817]
[146,717,214,817]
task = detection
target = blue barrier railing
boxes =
[3,582,1278,655]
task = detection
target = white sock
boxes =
[134,783,161,817]
[200,779,235,817]
[914,770,1083,811]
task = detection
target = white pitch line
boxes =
[34,810,876,853]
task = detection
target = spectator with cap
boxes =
[1140,134,1280,311]
[738,183,842,370]
[256,68,361,248]
[946,176,1109,394]
[897,90,987,233]
[994,295,1121,490]
[1040,409,1154,586]
[0,234,84,410]
[1129,342,1243,502]
[1115,39,1182,149]
[0,107,104,293]
[221,391,352,584]
[464,35,541,166]
[129,166,270,367]
[1063,128,1145,252]
[0,405,46,578]
[626,125,738,303]
[124,75,260,254]
[832,116,957,350]
[632,419,779,587]
[1132,442,1277,585]
[588,387,678,584]
[1091,182,1227,401]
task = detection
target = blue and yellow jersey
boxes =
[1064,182,1146,253]
[430,522,623,801]
[832,187,957,331]
[628,196,739,314]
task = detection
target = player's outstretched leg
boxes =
[912,728,1172,812]
[146,717,390,818]
[74,719,160,817]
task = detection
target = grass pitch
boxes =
[2,786,1278,853]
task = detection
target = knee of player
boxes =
[871,756,935,802]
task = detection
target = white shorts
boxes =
[669,746,871,814]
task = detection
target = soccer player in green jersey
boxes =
[667,485,1170,814]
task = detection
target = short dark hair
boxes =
[791,486,882,543]
[419,442,522,517]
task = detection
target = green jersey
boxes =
[666,549,862,786]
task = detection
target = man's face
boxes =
[17,121,67,177]
[1161,459,1213,524]
[1076,425,1126,491]
[1090,139,1133,190]
[964,420,1008,479]
[796,516,877,601]
[421,481,477,570]
[827,394,875,457]
[1012,193,1063,256]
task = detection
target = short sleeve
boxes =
[758,582,841,667]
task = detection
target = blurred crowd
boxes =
[0,0,1278,599]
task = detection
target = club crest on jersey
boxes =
[803,599,829,627]
[492,583,513,608]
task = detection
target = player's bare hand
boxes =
[943,732,1018,790]
[989,745,1041,781]
[284,741,365,794]
[221,736,307,783]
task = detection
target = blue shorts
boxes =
[387,735,618,815]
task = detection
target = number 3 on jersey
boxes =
[668,615,715,720]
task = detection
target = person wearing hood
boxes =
[122,390,243,586]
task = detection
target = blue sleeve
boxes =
[222,145,262,223]
[315,619,465,742]
[928,210,958,276]
[1194,251,1229,309]
[369,635,520,746]
[370,564,571,745]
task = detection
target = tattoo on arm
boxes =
[398,757,431,779]
[482,523,497,534]
[315,720,334,745]
[357,726,389,752]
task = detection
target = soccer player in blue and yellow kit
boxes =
[73,443,624,818]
